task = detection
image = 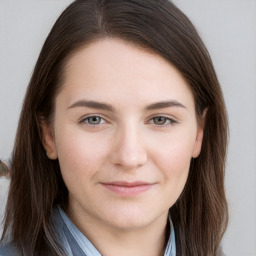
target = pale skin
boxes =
[41,38,205,256]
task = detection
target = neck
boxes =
[67,206,169,256]
[93,225,167,256]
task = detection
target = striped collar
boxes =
[55,206,176,256]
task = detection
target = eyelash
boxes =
[79,115,106,127]
[79,115,178,128]
[148,116,178,127]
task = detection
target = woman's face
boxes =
[42,38,204,231]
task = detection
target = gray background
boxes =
[0,0,255,255]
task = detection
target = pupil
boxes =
[154,117,166,125]
[89,117,100,124]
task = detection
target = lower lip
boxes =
[101,184,153,196]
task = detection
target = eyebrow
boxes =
[146,100,186,111]
[68,99,186,112]
[68,100,116,112]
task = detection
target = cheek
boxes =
[54,127,109,186]
[150,131,195,195]
[151,127,195,168]
[158,143,192,179]
[155,146,191,207]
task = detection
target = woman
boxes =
[0,0,228,255]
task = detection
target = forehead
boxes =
[60,38,195,110]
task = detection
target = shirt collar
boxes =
[55,206,176,256]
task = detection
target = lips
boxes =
[100,181,154,196]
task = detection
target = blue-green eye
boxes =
[81,116,105,125]
[151,116,176,126]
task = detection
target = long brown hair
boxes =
[1,0,228,255]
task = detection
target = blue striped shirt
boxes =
[0,206,176,256]
[55,206,176,256]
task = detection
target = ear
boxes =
[192,109,207,158]
[40,120,58,160]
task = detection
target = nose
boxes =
[110,123,148,170]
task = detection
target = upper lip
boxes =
[101,181,154,187]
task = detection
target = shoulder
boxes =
[0,226,20,256]
[0,242,20,256]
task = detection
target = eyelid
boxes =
[147,114,179,126]
[78,114,108,125]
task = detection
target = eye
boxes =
[80,116,106,125]
[150,116,177,126]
